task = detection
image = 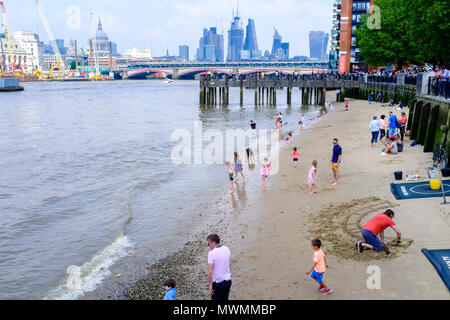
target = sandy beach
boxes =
[123,93,450,300]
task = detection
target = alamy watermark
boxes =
[171,121,281,174]
[66,5,81,30]
[367,5,381,30]
[367,265,382,290]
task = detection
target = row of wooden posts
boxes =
[200,86,327,107]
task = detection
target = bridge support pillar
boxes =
[258,87,262,105]
[226,87,229,106]
[273,88,277,106]
[200,87,205,106]
[262,87,265,105]
[287,87,291,106]
[255,89,258,106]
[240,87,243,106]
[219,87,222,105]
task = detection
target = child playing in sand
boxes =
[285,132,293,150]
[163,279,176,300]
[345,101,349,111]
[233,152,246,182]
[308,160,318,194]
[291,147,301,168]
[261,157,271,191]
[305,239,333,295]
[226,161,235,194]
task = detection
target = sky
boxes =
[2,0,333,58]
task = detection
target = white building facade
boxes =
[0,33,33,73]
[13,31,43,71]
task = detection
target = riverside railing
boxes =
[428,77,450,100]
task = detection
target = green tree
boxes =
[355,0,414,70]
[412,0,450,68]
[355,0,449,69]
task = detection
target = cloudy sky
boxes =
[3,0,333,57]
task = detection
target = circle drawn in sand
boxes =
[307,197,413,261]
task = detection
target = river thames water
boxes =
[0,80,321,299]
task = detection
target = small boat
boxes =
[0,78,24,92]
[164,79,174,84]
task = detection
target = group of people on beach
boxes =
[369,110,408,155]
[161,97,407,301]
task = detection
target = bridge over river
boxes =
[124,61,331,80]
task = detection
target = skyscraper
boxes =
[227,12,244,61]
[281,42,290,60]
[271,29,282,55]
[197,27,224,62]
[309,31,329,60]
[179,45,189,61]
[243,18,261,60]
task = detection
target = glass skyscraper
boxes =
[227,14,244,62]
[309,31,329,60]
[271,29,282,55]
[243,18,261,60]
[196,27,224,62]
[179,45,189,61]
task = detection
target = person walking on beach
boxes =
[250,120,257,132]
[370,116,380,147]
[298,115,305,133]
[368,92,373,104]
[233,152,246,182]
[261,157,271,191]
[345,101,349,111]
[356,209,402,255]
[379,115,387,141]
[308,160,318,194]
[225,161,235,194]
[207,234,232,300]
[330,138,342,186]
[291,147,301,168]
[305,239,333,295]
[163,279,177,300]
[246,148,255,168]
[285,132,293,150]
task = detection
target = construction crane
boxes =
[0,1,15,73]
[36,0,66,78]
[90,13,100,79]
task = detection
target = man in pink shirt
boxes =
[207,234,232,300]
[398,112,407,141]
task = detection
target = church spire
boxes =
[98,18,103,31]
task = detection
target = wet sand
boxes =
[121,94,450,300]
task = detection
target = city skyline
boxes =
[2,0,333,58]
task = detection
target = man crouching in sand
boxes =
[356,209,402,255]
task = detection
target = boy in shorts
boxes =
[305,239,333,295]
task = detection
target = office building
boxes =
[197,27,224,62]
[227,12,244,61]
[243,18,261,60]
[179,45,189,61]
[309,31,329,60]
